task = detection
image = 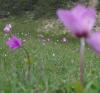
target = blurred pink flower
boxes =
[86,32,100,54]
[57,4,96,38]
[4,24,12,33]
[6,36,22,49]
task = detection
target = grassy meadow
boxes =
[0,16,100,93]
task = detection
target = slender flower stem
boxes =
[80,38,85,85]
[22,47,31,80]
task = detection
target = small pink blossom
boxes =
[4,24,12,33]
[6,35,22,49]
[57,4,96,38]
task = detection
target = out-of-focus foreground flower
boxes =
[57,4,96,38]
[57,4,100,54]
[6,35,22,49]
[4,24,12,33]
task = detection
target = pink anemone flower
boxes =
[57,4,96,38]
[4,24,12,33]
[6,35,22,50]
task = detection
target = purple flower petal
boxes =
[86,31,100,54]
[57,9,82,35]
[71,4,87,17]
[72,5,96,31]
[6,36,22,50]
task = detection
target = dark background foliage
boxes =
[0,0,99,18]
